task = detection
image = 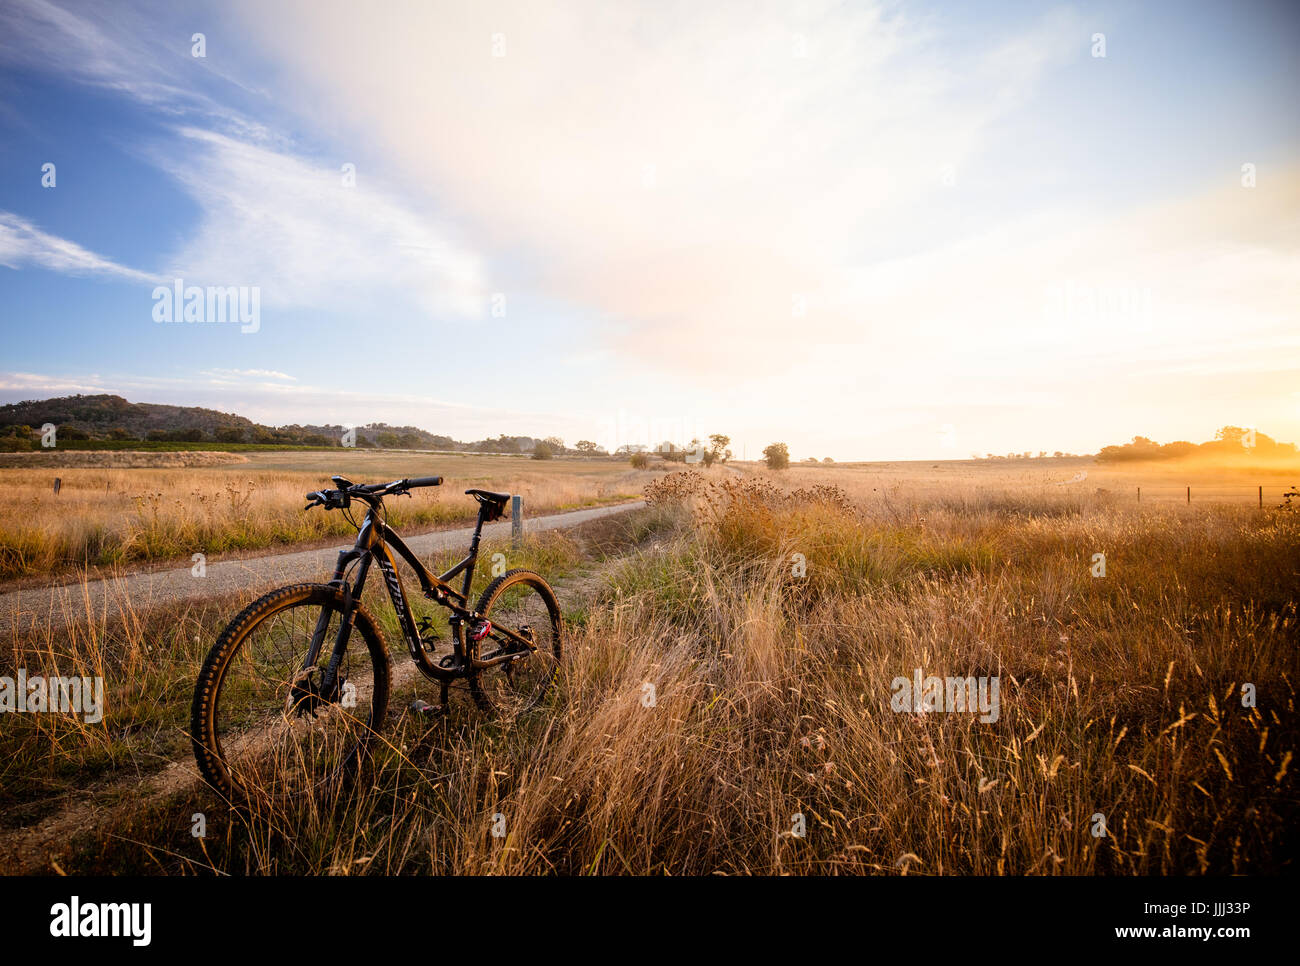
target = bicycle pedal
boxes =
[408,699,446,717]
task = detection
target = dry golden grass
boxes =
[749,455,1300,506]
[0,450,250,469]
[0,451,650,581]
[4,465,1294,875]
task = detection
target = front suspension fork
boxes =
[311,549,368,701]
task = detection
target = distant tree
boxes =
[214,426,244,443]
[57,424,90,441]
[543,436,565,452]
[575,440,598,454]
[107,427,135,440]
[762,442,790,470]
[629,451,650,469]
[704,433,730,466]
[823,457,833,463]
[1214,426,1248,447]
[532,441,555,460]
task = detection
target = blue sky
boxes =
[1,0,1297,459]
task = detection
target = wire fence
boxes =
[1131,484,1300,506]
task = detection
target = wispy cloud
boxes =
[0,0,277,141]
[0,211,161,283]
[155,128,486,318]
[200,368,297,382]
[1,2,487,319]
[231,0,1082,359]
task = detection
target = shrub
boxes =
[762,442,789,470]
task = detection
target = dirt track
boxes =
[0,501,644,636]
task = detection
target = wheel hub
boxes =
[286,666,343,718]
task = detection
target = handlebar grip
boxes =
[406,476,443,488]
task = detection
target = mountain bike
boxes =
[190,475,562,805]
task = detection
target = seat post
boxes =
[468,501,488,555]
[461,503,489,602]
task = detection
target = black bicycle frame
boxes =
[304,499,534,695]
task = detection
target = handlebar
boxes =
[304,475,442,511]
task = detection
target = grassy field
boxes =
[1,458,1295,875]
[747,456,1300,505]
[0,450,651,581]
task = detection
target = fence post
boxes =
[1259,485,1263,508]
[1186,485,1191,504]
[1136,486,1140,503]
[53,477,61,495]
[511,495,523,549]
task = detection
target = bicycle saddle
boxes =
[466,488,511,520]
[465,488,510,503]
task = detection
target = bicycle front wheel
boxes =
[191,583,391,806]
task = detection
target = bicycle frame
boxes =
[304,499,534,699]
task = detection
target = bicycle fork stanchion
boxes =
[512,495,523,549]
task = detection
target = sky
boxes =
[0,0,1297,461]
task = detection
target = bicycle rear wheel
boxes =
[469,569,562,718]
[191,583,391,806]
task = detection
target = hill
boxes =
[0,394,556,454]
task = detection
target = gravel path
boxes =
[0,501,644,636]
